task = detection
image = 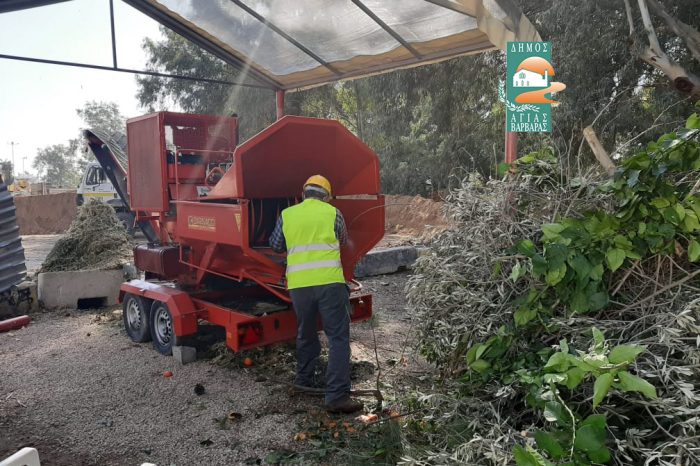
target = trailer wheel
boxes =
[150,301,175,355]
[122,293,152,343]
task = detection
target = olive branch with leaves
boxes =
[499,80,540,113]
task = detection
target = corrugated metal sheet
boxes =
[0,176,26,293]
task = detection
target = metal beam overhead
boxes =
[109,0,118,68]
[421,0,478,19]
[228,0,341,76]
[0,0,69,14]
[351,0,422,59]
[0,53,270,88]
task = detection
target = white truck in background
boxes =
[76,161,136,235]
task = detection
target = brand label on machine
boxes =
[188,215,216,232]
[234,213,241,232]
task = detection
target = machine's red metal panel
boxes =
[127,112,238,213]
[207,116,381,200]
[175,201,245,246]
[127,113,167,211]
[333,196,385,279]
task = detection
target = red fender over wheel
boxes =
[119,280,198,337]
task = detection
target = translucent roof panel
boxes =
[125,0,541,90]
[361,0,476,44]
[243,1,401,66]
[157,0,322,76]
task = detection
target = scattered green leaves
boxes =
[617,371,657,400]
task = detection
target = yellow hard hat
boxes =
[303,174,332,196]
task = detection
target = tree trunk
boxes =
[583,126,616,176]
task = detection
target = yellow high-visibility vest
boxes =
[281,198,345,289]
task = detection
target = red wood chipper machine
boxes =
[110,112,384,355]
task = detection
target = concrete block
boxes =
[0,447,41,466]
[355,246,418,278]
[16,280,39,312]
[173,345,197,365]
[0,280,39,318]
[38,269,124,310]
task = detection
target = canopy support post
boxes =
[505,131,518,164]
[109,0,117,68]
[276,90,285,120]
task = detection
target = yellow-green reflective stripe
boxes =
[288,243,339,255]
[287,260,342,273]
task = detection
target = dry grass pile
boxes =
[40,201,132,272]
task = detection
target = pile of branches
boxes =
[402,117,700,465]
[41,200,132,273]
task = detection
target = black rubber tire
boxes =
[122,293,152,343]
[116,211,136,236]
[150,301,176,355]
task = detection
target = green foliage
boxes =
[459,114,699,464]
[510,329,652,465]
[504,113,700,322]
[76,101,124,136]
[33,141,80,187]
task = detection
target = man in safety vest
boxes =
[269,175,363,414]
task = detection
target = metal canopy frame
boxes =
[0,0,272,89]
[0,0,69,14]
[121,0,539,91]
[0,0,539,92]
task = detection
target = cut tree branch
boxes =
[647,0,700,62]
[619,267,700,312]
[583,126,616,176]
[627,0,700,100]
[637,0,663,55]
[624,0,635,37]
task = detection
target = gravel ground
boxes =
[0,272,422,466]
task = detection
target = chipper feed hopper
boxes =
[118,112,384,355]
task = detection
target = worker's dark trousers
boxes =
[289,283,351,405]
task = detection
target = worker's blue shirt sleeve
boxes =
[269,216,286,252]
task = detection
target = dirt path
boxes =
[0,272,425,465]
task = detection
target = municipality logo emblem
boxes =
[501,42,566,133]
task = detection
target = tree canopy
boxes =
[33,101,125,187]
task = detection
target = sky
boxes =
[0,0,163,177]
